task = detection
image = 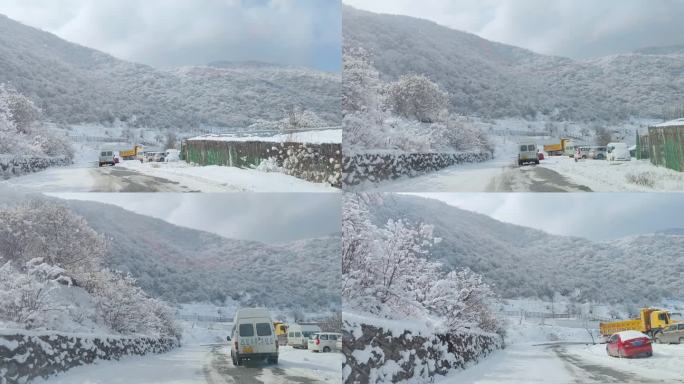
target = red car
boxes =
[537,152,545,161]
[606,331,652,358]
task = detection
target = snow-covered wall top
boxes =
[343,314,503,383]
[652,118,684,127]
[189,129,342,144]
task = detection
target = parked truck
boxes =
[119,145,144,161]
[543,138,572,156]
[273,322,289,346]
[600,308,679,339]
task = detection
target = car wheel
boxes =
[618,348,623,359]
[323,346,331,353]
[535,160,540,165]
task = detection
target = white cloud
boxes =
[344,0,684,58]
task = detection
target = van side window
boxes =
[239,323,254,337]
[256,323,272,336]
[288,332,294,337]
[295,332,301,337]
[520,145,526,151]
[329,334,337,341]
[320,334,329,340]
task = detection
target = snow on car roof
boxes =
[653,118,684,127]
[617,330,649,340]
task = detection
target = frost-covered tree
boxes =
[384,74,448,123]
[0,84,73,160]
[0,199,106,282]
[0,259,68,328]
[1,84,41,134]
[343,46,381,114]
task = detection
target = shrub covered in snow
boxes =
[0,199,179,340]
[384,74,448,124]
[342,47,491,156]
[0,84,74,162]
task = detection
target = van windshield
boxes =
[239,323,254,337]
[256,323,272,336]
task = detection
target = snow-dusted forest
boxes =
[64,199,341,311]
[369,194,683,305]
[343,6,684,122]
[0,14,340,130]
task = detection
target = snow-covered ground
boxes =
[33,312,342,384]
[539,156,684,191]
[435,299,684,384]
[190,129,342,144]
[1,160,338,192]
[117,161,338,192]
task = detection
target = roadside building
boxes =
[647,119,684,172]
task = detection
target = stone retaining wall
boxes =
[342,151,491,187]
[0,156,71,180]
[0,331,179,384]
[343,322,503,384]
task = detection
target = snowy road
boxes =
[443,343,684,384]
[35,344,342,384]
[1,161,338,192]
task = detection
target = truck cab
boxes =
[600,308,679,338]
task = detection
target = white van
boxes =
[228,308,278,365]
[518,142,539,166]
[98,148,116,167]
[606,142,631,161]
[287,324,322,349]
[308,332,342,353]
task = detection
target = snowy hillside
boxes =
[369,194,683,303]
[343,6,684,121]
[0,14,340,129]
[64,200,341,310]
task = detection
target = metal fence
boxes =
[502,310,610,322]
[647,125,684,172]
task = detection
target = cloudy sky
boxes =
[414,193,684,241]
[0,0,340,71]
[344,0,684,59]
[51,193,341,243]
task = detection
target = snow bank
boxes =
[189,128,342,144]
[118,161,338,192]
[0,331,178,384]
[343,313,503,383]
[343,151,491,188]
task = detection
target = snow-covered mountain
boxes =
[369,194,683,303]
[0,14,340,128]
[343,6,684,121]
[64,200,340,311]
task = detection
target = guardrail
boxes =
[502,310,611,322]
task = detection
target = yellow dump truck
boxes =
[543,138,572,156]
[274,322,289,346]
[119,145,144,161]
[600,308,679,338]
